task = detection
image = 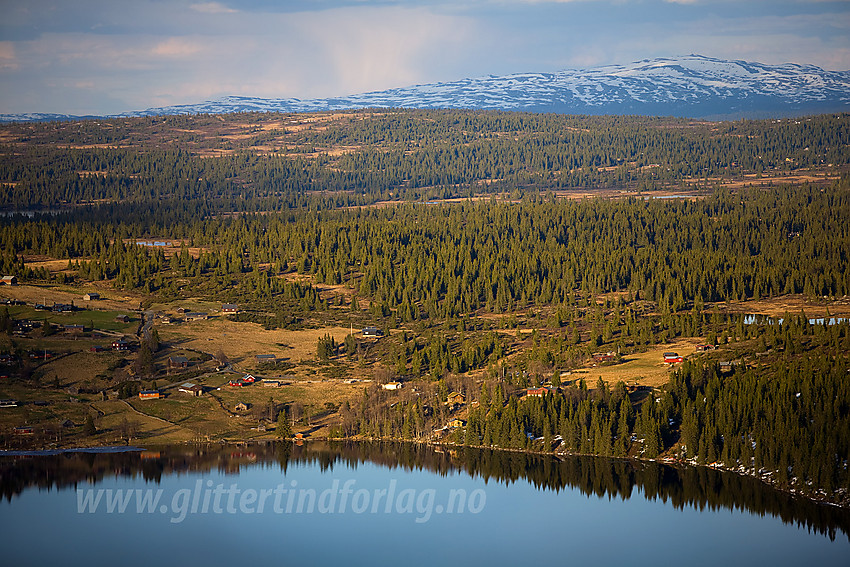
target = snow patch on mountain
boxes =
[3,55,849,122]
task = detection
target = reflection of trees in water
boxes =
[2,441,848,541]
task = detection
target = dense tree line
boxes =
[338,318,850,504]
[2,184,848,316]
[1,110,848,208]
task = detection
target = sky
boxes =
[1,0,848,115]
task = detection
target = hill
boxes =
[3,55,848,122]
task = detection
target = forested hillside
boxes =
[2,186,848,310]
[1,110,847,208]
[1,110,849,505]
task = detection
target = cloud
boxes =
[1,0,848,114]
[292,7,477,95]
[190,2,238,14]
[0,42,17,70]
[152,38,204,58]
[1,4,479,111]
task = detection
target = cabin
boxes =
[592,352,615,364]
[227,380,244,387]
[1,275,17,286]
[221,303,239,314]
[0,399,18,408]
[242,375,256,384]
[12,321,30,336]
[255,354,276,363]
[382,382,403,390]
[262,379,282,388]
[663,352,683,363]
[64,324,85,334]
[526,386,552,398]
[448,419,467,429]
[447,392,466,406]
[695,344,715,352]
[115,314,131,323]
[83,292,100,301]
[112,339,129,351]
[30,349,53,360]
[90,345,104,353]
[234,402,251,412]
[185,312,208,322]
[14,426,34,435]
[168,355,189,369]
[53,303,75,313]
[139,390,161,400]
[178,383,203,396]
[363,326,384,338]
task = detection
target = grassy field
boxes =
[721,293,850,318]
[4,278,849,448]
[154,316,353,370]
[150,298,224,315]
[37,350,128,385]
[0,281,145,313]
[567,337,710,389]
[5,304,138,333]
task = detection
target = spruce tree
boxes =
[276,410,292,439]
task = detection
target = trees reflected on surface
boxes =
[2,441,848,541]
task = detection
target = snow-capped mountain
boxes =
[3,55,849,122]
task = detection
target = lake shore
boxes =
[8,432,845,511]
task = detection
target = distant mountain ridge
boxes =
[3,55,849,122]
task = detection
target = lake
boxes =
[1,442,848,565]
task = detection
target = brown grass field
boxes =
[4,276,850,446]
[567,337,709,390]
[721,293,850,318]
[154,317,353,368]
[0,280,145,313]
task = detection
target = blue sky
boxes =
[1,0,848,115]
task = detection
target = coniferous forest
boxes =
[1,110,849,506]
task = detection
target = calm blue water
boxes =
[1,444,847,566]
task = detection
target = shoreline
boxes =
[0,445,144,457]
[8,434,844,511]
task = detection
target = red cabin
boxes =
[663,352,683,363]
